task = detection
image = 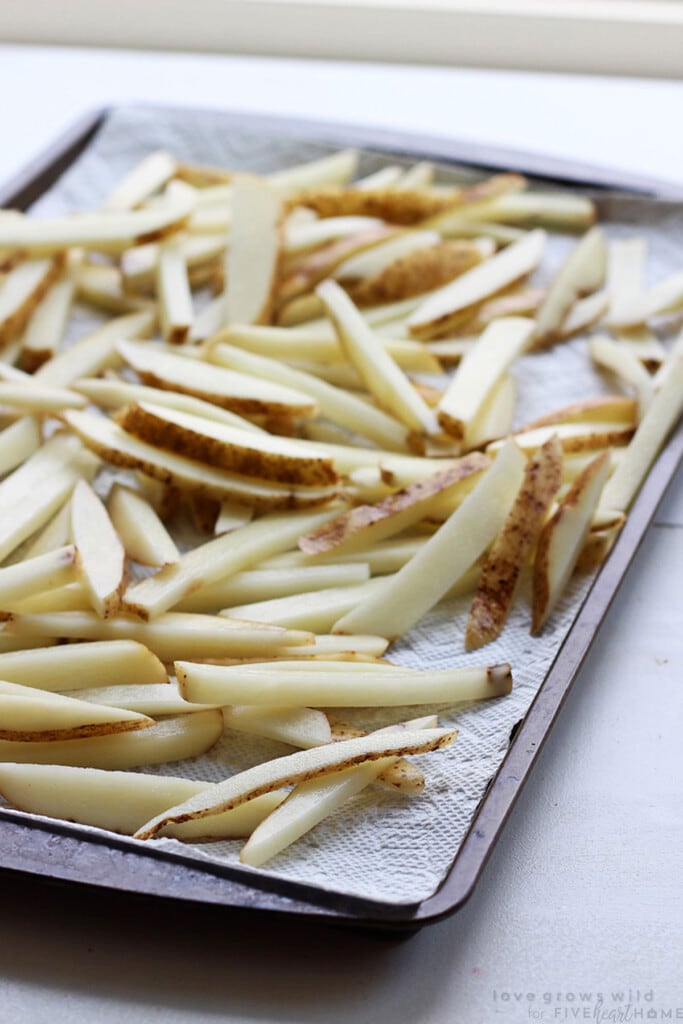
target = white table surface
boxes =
[0,45,681,1024]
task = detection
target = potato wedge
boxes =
[224,176,282,327]
[533,227,607,346]
[117,401,338,487]
[466,436,563,650]
[532,451,611,633]
[408,230,546,340]
[107,483,179,568]
[71,479,126,619]
[333,437,526,640]
[0,545,76,612]
[134,725,456,839]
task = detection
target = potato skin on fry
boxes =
[344,241,483,307]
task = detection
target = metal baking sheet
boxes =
[0,106,681,930]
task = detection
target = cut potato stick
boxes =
[427,214,525,246]
[558,289,608,339]
[599,355,683,513]
[20,253,79,370]
[0,679,152,739]
[466,436,563,650]
[7,582,90,615]
[240,715,437,867]
[0,416,41,478]
[108,483,179,568]
[532,451,611,632]
[135,725,456,839]
[0,763,283,839]
[396,162,434,191]
[35,309,155,386]
[71,479,126,619]
[607,268,683,329]
[223,705,332,749]
[215,499,254,535]
[103,150,177,212]
[0,256,65,348]
[284,215,385,254]
[176,563,370,613]
[606,238,647,323]
[21,497,72,560]
[534,227,607,346]
[224,176,282,327]
[0,709,222,769]
[278,225,397,303]
[318,280,438,435]
[156,236,193,344]
[0,639,166,690]
[69,682,213,717]
[408,230,546,340]
[465,373,517,451]
[178,660,511,708]
[123,506,338,620]
[118,339,316,419]
[117,401,339,487]
[334,437,526,639]
[299,454,488,556]
[437,316,534,441]
[519,395,638,431]
[222,578,389,633]
[73,378,264,434]
[0,191,195,255]
[266,535,427,575]
[440,191,596,230]
[269,149,358,196]
[0,380,86,413]
[209,343,411,452]
[122,233,225,295]
[333,229,441,281]
[589,334,654,416]
[617,326,666,372]
[272,634,389,658]
[63,411,338,511]
[490,421,634,455]
[351,166,403,190]
[0,545,76,611]
[2,611,309,662]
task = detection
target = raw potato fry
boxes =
[0,417,41,478]
[299,454,488,556]
[0,380,86,413]
[108,483,179,567]
[408,230,546,340]
[352,166,403,190]
[224,176,282,328]
[20,252,79,370]
[209,343,411,452]
[0,190,195,255]
[63,411,338,511]
[617,326,666,372]
[2,611,309,662]
[21,498,72,560]
[134,726,457,839]
[0,545,76,612]
[222,578,389,633]
[69,683,213,717]
[489,421,634,455]
[607,268,683,328]
[589,334,654,416]
[333,229,441,281]
[223,705,332,749]
[533,227,607,346]
[465,373,517,451]
[268,149,359,196]
[267,535,427,575]
[117,401,339,487]
[71,479,126,619]
[0,709,223,769]
[278,224,397,302]
[117,339,317,419]
[442,191,596,230]
[273,634,389,658]
[520,395,638,431]
[396,162,434,190]
[73,378,265,434]
[437,317,534,441]
[8,583,89,615]
[532,451,611,633]
[284,215,385,253]
[122,507,338,620]
[156,236,193,344]
[466,436,563,650]
[0,679,153,739]
[35,309,155,386]
[606,238,647,323]
[103,150,177,212]
[176,563,370,613]
[344,240,485,307]
[0,762,283,838]
[318,280,438,435]
[0,256,66,349]
[215,499,254,535]
[240,715,437,867]
[558,289,609,339]
[334,438,526,640]
[0,640,166,691]
[178,660,511,708]
[599,355,683,513]
[122,234,225,295]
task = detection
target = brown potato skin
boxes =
[0,253,67,348]
[344,241,483,307]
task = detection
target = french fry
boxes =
[0,639,166,690]
[533,226,607,346]
[266,535,427,575]
[222,578,389,632]
[0,545,77,612]
[532,451,611,633]
[71,479,126,619]
[558,289,608,339]
[465,373,517,450]
[117,339,317,419]
[334,437,526,639]
[117,401,339,487]
[606,238,647,324]
[351,166,403,190]
[0,709,223,769]
[396,162,434,190]
[437,317,534,441]
[489,421,634,455]
[214,500,254,535]
[438,191,596,230]
[466,436,563,649]
[333,229,441,281]
[21,498,72,560]
[0,256,66,348]
[607,268,683,329]
[519,395,638,431]
[223,176,283,330]
[299,455,488,556]
[107,483,179,568]
[599,355,683,513]
[344,240,486,307]
[284,215,385,254]
[0,417,41,478]
[271,633,389,658]
[176,563,370,613]
[223,705,332,749]
[156,236,193,344]
[20,252,79,370]
[35,309,155,386]
[103,150,177,212]
[269,149,359,196]
[122,507,339,620]
[67,682,212,717]
[589,334,654,417]
[408,230,546,340]
[0,679,153,740]
[0,379,87,413]
[178,659,511,708]
[134,725,457,839]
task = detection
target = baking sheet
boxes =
[1,105,682,912]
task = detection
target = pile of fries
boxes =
[0,145,680,869]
